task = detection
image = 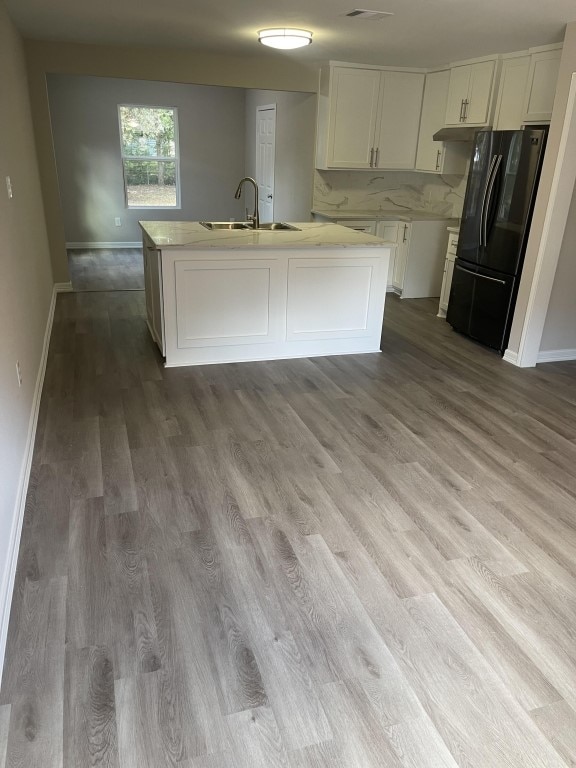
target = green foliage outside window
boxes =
[119,106,179,207]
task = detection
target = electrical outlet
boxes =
[16,360,22,387]
[114,217,122,227]
[6,176,13,199]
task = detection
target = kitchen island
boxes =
[139,221,390,367]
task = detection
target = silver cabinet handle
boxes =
[436,149,442,170]
[459,99,465,122]
[403,224,408,242]
[463,99,469,121]
[375,147,379,167]
[455,264,506,284]
[369,148,374,167]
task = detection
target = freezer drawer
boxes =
[446,260,516,352]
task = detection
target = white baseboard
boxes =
[54,281,73,293]
[66,241,141,249]
[0,282,59,678]
[537,348,576,363]
[503,349,520,365]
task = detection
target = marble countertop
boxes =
[312,209,458,223]
[139,221,387,249]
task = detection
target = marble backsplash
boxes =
[313,169,469,219]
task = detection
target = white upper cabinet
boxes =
[493,44,562,129]
[325,67,381,168]
[316,64,425,170]
[374,71,425,169]
[445,59,497,126]
[416,70,469,174]
[523,47,562,123]
[494,54,531,130]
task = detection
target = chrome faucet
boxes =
[234,176,259,229]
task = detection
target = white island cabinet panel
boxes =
[287,257,378,341]
[174,258,284,348]
[140,221,390,368]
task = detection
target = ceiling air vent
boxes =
[344,9,394,20]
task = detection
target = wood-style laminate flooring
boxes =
[2,290,576,767]
[68,249,144,291]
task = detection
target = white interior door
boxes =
[256,105,276,223]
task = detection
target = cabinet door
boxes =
[438,256,455,316]
[465,60,496,125]
[376,221,400,288]
[327,67,380,168]
[149,249,165,355]
[445,65,470,125]
[523,49,561,123]
[143,244,155,333]
[494,56,530,130]
[393,223,410,291]
[416,70,450,172]
[375,72,424,169]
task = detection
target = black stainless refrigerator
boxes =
[447,128,547,353]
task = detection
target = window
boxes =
[119,105,180,208]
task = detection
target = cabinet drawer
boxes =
[336,220,377,235]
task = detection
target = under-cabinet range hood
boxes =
[433,126,483,142]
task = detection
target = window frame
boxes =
[118,104,181,210]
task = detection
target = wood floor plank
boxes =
[531,700,576,767]
[2,578,66,768]
[64,645,119,767]
[174,529,268,715]
[0,705,10,768]
[105,512,162,678]
[99,420,138,516]
[66,497,111,650]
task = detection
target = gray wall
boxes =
[539,185,576,353]
[0,0,53,670]
[244,90,316,222]
[47,75,247,244]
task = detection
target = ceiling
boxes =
[6,0,576,69]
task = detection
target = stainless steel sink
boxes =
[200,221,252,230]
[256,222,300,231]
[200,221,300,232]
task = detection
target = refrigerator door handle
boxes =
[479,154,499,247]
[482,154,503,246]
[455,264,506,285]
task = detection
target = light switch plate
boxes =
[6,176,13,199]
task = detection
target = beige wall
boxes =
[539,186,576,352]
[507,22,576,356]
[244,89,317,222]
[0,3,53,668]
[25,40,318,281]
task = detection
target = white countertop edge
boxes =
[139,221,388,249]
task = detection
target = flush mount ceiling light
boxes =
[258,28,313,49]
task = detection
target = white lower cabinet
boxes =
[377,219,455,298]
[143,235,165,354]
[437,230,459,317]
[156,246,390,367]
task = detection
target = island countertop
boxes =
[139,220,385,249]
